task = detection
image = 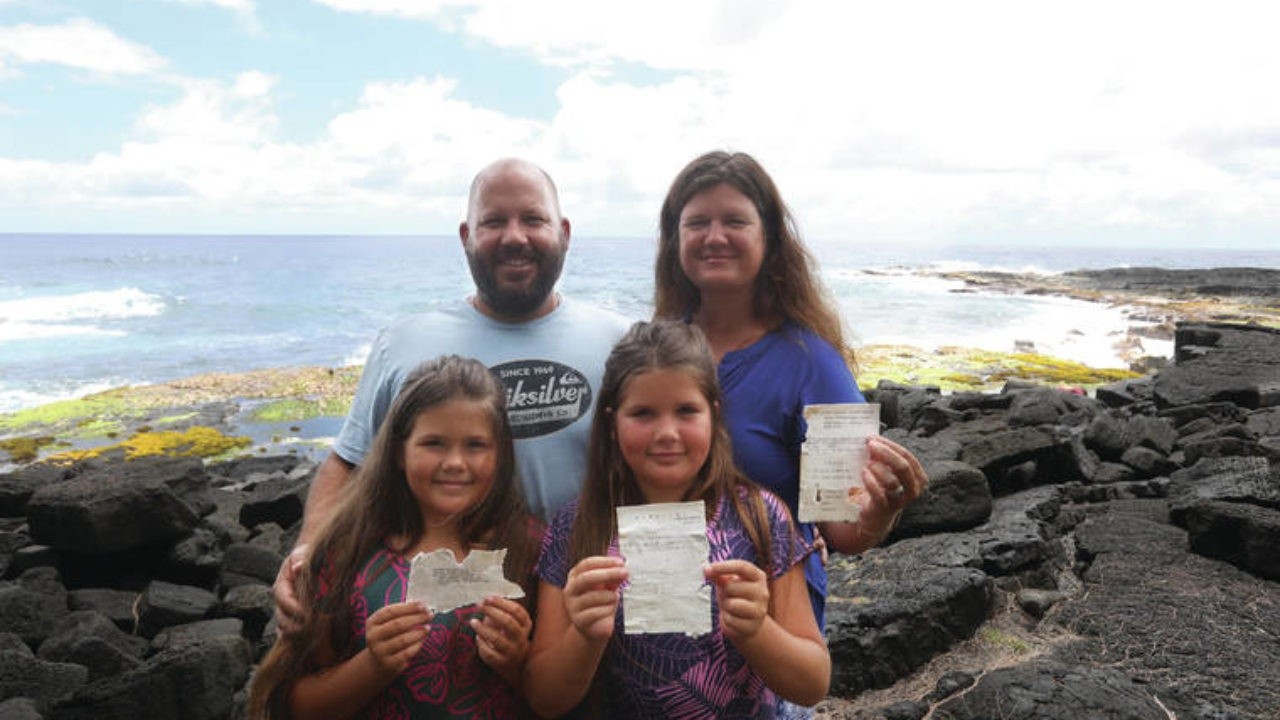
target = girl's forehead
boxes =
[411,397,497,425]
[620,366,706,397]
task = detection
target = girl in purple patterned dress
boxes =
[249,356,540,720]
[524,321,831,719]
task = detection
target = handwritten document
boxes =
[617,501,711,636]
[798,403,881,523]
[405,548,525,614]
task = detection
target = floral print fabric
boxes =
[537,490,812,719]
[342,548,531,720]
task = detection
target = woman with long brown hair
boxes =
[655,150,928,630]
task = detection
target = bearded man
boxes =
[273,158,630,632]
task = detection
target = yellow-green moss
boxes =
[248,397,352,423]
[149,413,197,428]
[856,344,1139,392]
[0,394,134,435]
[46,426,252,463]
[993,353,1140,385]
[939,372,988,388]
[0,365,360,439]
[980,627,1031,653]
[0,436,56,463]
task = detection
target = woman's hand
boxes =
[861,436,928,509]
[823,436,928,554]
[563,556,627,642]
[364,601,433,677]
[705,559,770,643]
[812,527,829,566]
[854,436,927,537]
[472,596,533,680]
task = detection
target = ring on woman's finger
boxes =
[888,484,905,498]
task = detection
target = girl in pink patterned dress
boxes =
[249,356,540,720]
[523,321,831,719]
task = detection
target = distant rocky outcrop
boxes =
[1,322,1278,719]
[931,267,1280,366]
[941,266,1280,304]
[1062,267,1280,300]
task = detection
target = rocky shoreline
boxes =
[0,351,1140,472]
[11,265,1278,470]
[1,320,1278,719]
[820,320,1280,719]
[929,266,1280,361]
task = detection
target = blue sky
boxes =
[1,0,1278,247]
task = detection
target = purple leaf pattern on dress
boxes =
[338,546,529,718]
[539,493,806,718]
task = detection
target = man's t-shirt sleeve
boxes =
[333,330,395,466]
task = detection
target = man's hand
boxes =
[272,544,310,636]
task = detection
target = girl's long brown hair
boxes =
[569,320,777,571]
[247,355,537,719]
[654,150,856,370]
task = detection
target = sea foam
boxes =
[0,287,164,342]
[0,379,127,414]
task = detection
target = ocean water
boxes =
[2,234,1278,414]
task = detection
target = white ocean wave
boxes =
[0,322,126,342]
[927,259,1066,276]
[825,268,970,294]
[825,259,1066,277]
[0,379,126,414]
[341,343,372,367]
[850,293,1162,369]
[0,287,166,323]
[0,288,164,344]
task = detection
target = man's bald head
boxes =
[459,158,572,321]
[466,158,563,227]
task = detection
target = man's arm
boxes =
[299,452,355,546]
[272,452,354,634]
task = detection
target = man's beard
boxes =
[467,243,567,318]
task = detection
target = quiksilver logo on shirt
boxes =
[490,360,592,439]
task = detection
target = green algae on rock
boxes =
[0,435,57,464]
[0,366,360,466]
[0,366,360,438]
[44,426,253,463]
[1,350,1139,466]
[247,396,352,423]
[856,345,1141,392]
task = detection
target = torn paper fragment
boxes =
[405,548,524,614]
[799,403,881,523]
[617,500,711,636]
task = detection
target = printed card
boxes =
[798,403,881,522]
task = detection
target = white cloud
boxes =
[290,1,1280,239]
[4,0,1280,241]
[312,0,467,21]
[0,71,549,226]
[0,18,167,76]
[525,1,1280,239]
[163,0,262,33]
[171,0,255,9]
[312,0,773,70]
[136,71,276,145]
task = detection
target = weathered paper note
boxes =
[798,403,881,522]
[617,501,712,636]
[405,548,525,614]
